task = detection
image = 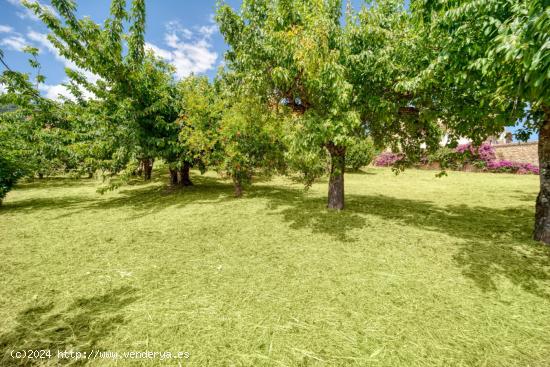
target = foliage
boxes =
[346,138,376,171]
[175,75,220,172]
[25,0,181,187]
[424,146,458,168]
[128,55,179,172]
[0,46,79,202]
[347,0,442,161]
[217,0,361,206]
[452,143,539,174]
[415,0,549,138]
[455,143,496,164]
[284,138,328,189]
[0,120,30,204]
[374,152,404,167]
[215,94,286,195]
[216,0,521,209]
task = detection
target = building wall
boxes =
[493,142,539,165]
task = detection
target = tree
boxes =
[217,0,363,209]
[173,75,221,187]
[217,0,496,208]
[214,91,286,197]
[126,55,179,182]
[25,0,180,185]
[175,73,285,197]
[0,47,71,203]
[416,0,550,242]
[0,112,30,205]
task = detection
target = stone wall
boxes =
[493,142,539,165]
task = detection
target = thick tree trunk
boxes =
[169,168,179,185]
[233,177,243,197]
[142,158,153,181]
[327,142,345,210]
[179,162,193,186]
[534,106,550,244]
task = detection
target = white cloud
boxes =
[198,24,217,38]
[0,25,14,33]
[0,35,27,51]
[26,30,100,84]
[27,30,65,61]
[145,19,218,79]
[6,0,58,22]
[17,30,98,100]
[27,30,54,52]
[144,42,172,60]
[165,20,193,40]
[38,79,96,101]
[38,82,74,101]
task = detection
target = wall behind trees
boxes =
[493,142,538,165]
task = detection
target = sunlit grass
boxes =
[1,167,549,366]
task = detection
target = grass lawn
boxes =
[1,167,550,366]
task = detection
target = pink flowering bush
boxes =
[375,143,539,175]
[455,143,538,174]
[456,143,495,163]
[374,152,403,167]
[487,160,539,174]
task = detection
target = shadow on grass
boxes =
[248,186,367,243]
[0,286,137,366]
[345,168,376,175]
[2,196,98,212]
[4,172,550,299]
[512,189,538,203]
[247,186,550,299]
[1,174,233,220]
[14,177,97,191]
[80,175,233,220]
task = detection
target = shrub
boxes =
[346,138,376,171]
[426,147,463,169]
[377,143,539,175]
[456,143,495,163]
[0,155,26,205]
[374,152,403,167]
[0,122,31,205]
[456,143,538,175]
[477,143,496,163]
[487,160,539,174]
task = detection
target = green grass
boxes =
[1,167,550,366]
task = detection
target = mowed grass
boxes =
[1,167,550,366]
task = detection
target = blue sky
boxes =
[0,0,244,99]
[0,0,366,100]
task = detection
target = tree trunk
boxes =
[233,177,243,197]
[179,162,193,186]
[38,172,44,179]
[169,168,179,185]
[142,158,153,180]
[327,142,345,210]
[136,161,143,177]
[534,106,550,244]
